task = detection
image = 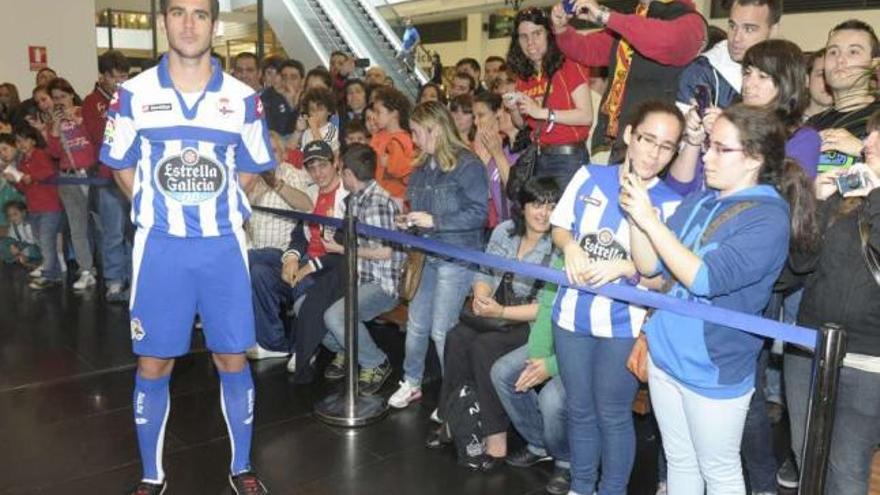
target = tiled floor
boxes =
[0,263,795,494]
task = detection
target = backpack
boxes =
[443,383,485,468]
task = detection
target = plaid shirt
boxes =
[349,180,404,296]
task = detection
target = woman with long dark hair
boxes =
[506,6,592,189]
[622,104,817,494]
[784,110,880,495]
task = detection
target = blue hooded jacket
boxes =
[645,185,790,399]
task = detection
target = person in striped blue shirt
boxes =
[99,1,274,493]
[549,101,685,495]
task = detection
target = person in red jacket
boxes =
[83,49,132,301]
[551,0,706,161]
[3,127,63,289]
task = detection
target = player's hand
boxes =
[562,241,591,286]
[281,257,300,286]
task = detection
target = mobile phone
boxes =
[354,58,371,69]
[694,85,711,117]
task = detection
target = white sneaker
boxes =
[285,353,297,372]
[72,271,96,290]
[245,344,290,360]
[388,380,422,409]
[29,267,42,278]
[430,408,442,424]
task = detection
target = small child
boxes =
[0,133,24,237]
[369,86,413,201]
[296,87,339,152]
[0,200,41,267]
[343,119,370,147]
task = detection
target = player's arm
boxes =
[239,172,258,194]
[113,168,135,200]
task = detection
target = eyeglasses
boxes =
[701,141,746,155]
[634,132,678,155]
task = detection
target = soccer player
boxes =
[99,1,275,493]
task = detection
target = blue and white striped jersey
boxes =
[100,55,275,238]
[550,164,681,338]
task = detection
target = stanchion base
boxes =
[314,392,388,427]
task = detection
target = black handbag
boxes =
[505,77,554,203]
[458,249,552,333]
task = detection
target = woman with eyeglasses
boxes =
[621,104,816,494]
[505,6,592,189]
[549,101,684,495]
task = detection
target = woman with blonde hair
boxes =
[389,101,489,408]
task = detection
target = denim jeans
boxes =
[554,326,639,495]
[534,149,587,191]
[31,212,63,281]
[322,283,397,368]
[58,183,94,273]
[786,349,880,495]
[402,259,473,386]
[649,358,753,495]
[249,248,313,353]
[763,289,803,404]
[490,344,570,468]
[98,186,131,283]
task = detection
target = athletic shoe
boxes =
[545,466,571,495]
[286,353,297,373]
[229,471,268,494]
[358,359,392,396]
[323,353,346,381]
[72,271,96,290]
[29,277,61,290]
[245,344,290,360]
[388,380,421,409]
[430,407,442,424]
[776,458,799,489]
[105,281,129,302]
[128,481,167,495]
[655,481,667,495]
[28,267,42,278]
[505,446,552,468]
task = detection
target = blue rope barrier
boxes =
[255,206,818,349]
[49,176,114,186]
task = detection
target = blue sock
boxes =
[219,365,255,475]
[133,373,171,483]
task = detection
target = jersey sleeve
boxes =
[550,167,589,230]
[99,87,141,170]
[236,93,276,174]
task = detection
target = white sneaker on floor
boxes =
[72,271,96,290]
[430,408,441,424]
[388,380,422,409]
[286,353,297,372]
[245,344,290,360]
[28,267,42,278]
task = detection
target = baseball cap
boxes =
[302,140,333,165]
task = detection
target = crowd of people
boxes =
[2,0,880,494]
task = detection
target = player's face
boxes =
[162,0,216,61]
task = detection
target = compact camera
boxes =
[836,169,871,195]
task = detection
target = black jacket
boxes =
[791,188,880,356]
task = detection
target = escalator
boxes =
[254,0,428,100]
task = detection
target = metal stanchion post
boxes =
[315,209,388,427]
[798,323,846,495]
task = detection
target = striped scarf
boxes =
[601,3,649,138]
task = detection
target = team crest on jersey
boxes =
[131,318,145,342]
[580,228,628,262]
[154,147,227,205]
[218,97,234,116]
